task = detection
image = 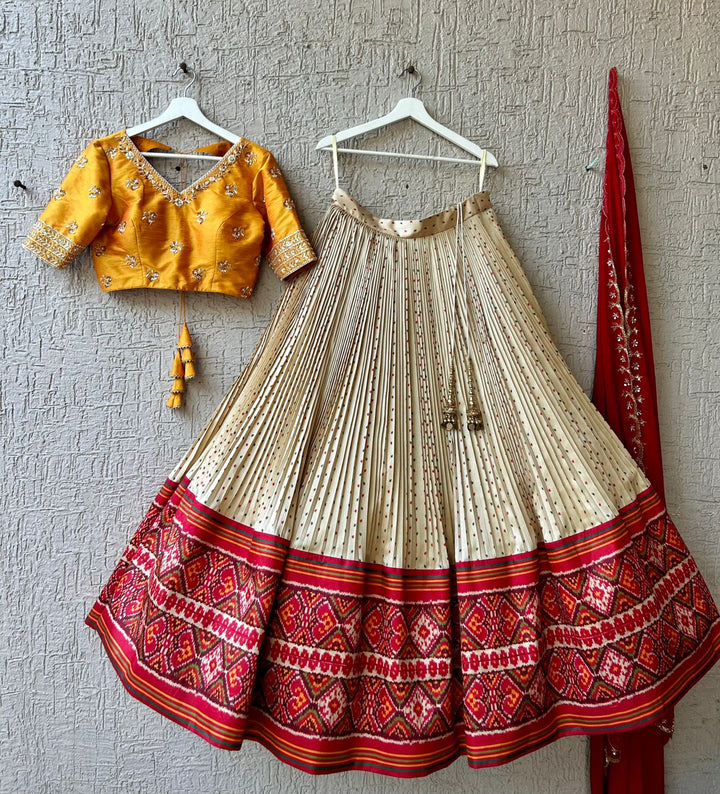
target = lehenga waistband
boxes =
[331,188,492,239]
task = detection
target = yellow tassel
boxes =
[178,321,195,378]
[165,350,186,409]
[167,311,196,408]
[170,349,184,379]
[178,321,193,351]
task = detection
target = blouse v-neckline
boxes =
[117,131,247,206]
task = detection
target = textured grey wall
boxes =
[2,0,718,792]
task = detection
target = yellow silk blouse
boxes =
[23,131,316,297]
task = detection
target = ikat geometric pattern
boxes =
[87,479,720,775]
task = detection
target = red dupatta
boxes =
[590,67,672,794]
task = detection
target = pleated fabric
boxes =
[87,188,720,777]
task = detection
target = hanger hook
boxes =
[173,62,197,97]
[399,65,422,98]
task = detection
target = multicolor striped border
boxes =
[244,620,720,775]
[86,479,720,776]
[172,479,665,600]
[87,596,720,776]
[87,601,249,750]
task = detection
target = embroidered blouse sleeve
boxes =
[255,153,315,280]
[23,140,111,269]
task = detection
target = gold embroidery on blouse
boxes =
[116,133,246,206]
[88,185,102,198]
[266,229,315,279]
[170,241,183,254]
[23,220,84,269]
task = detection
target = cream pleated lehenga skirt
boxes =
[87,184,720,777]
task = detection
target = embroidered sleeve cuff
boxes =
[23,220,84,269]
[266,229,316,280]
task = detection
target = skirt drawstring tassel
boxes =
[466,356,483,431]
[441,203,483,433]
[441,365,458,431]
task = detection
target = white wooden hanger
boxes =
[126,64,241,162]
[316,67,498,168]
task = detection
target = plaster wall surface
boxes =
[1,1,718,792]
